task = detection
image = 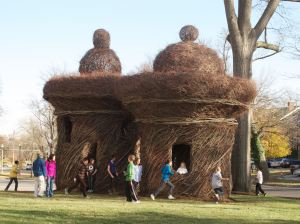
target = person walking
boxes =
[4,161,20,191]
[65,157,90,199]
[33,153,47,197]
[45,154,56,197]
[123,155,140,203]
[253,166,267,197]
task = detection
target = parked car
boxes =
[26,163,32,170]
[294,169,300,176]
[290,160,300,174]
[270,158,287,168]
[267,159,275,168]
[281,159,297,168]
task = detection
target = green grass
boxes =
[0,192,299,223]
[251,168,300,187]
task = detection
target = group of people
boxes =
[4,153,56,198]
[4,153,267,204]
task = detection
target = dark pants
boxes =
[46,176,54,197]
[153,179,174,197]
[214,187,224,202]
[133,181,138,191]
[109,173,118,190]
[5,178,18,191]
[68,177,87,197]
[88,175,95,190]
[256,183,265,195]
[125,179,139,202]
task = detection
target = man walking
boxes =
[33,153,47,197]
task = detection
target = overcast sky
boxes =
[0,0,299,135]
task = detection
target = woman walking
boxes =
[45,154,56,197]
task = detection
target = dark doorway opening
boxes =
[63,116,73,143]
[172,144,191,171]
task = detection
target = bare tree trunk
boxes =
[260,152,270,181]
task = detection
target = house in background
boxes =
[281,102,300,159]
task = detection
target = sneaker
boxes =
[4,189,7,191]
[113,189,119,195]
[65,189,68,196]
[87,190,90,193]
[109,190,112,195]
[37,195,44,197]
[215,194,219,200]
[134,201,140,203]
[264,193,267,197]
[91,190,94,193]
[83,196,90,199]
[150,194,155,200]
[168,195,175,200]
[257,194,259,196]
[215,202,219,204]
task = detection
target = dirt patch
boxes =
[231,191,256,196]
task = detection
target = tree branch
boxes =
[238,0,253,33]
[256,41,280,51]
[254,0,281,40]
[224,0,242,45]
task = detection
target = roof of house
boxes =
[280,106,300,120]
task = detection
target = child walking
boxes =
[108,155,118,195]
[212,166,229,204]
[133,158,142,191]
[5,161,20,191]
[123,155,140,203]
[253,166,267,197]
[150,160,175,200]
[65,157,90,199]
[45,154,56,197]
[87,158,97,193]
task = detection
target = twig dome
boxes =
[79,29,121,75]
[153,25,223,74]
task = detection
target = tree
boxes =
[223,0,300,192]
[261,129,291,158]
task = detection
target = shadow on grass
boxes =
[0,209,299,224]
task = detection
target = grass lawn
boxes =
[251,168,300,187]
[0,192,299,224]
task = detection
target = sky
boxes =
[0,0,300,136]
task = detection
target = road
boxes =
[262,185,300,198]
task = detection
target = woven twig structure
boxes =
[79,29,121,75]
[43,26,257,199]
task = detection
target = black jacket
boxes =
[73,162,88,179]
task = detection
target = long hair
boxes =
[134,158,141,165]
[47,154,55,163]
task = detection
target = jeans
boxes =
[88,175,95,190]
[256,183,265,195]
[214,187,224,202]
[5,178,18,191]
[109,173,118,190]
[46,176,54,197]
[34,176,45,197]
[125,180,139,202]
[133,181,138,191]
[68,177,87,197]
[153,179,174,197]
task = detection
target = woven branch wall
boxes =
[43,26,257,200]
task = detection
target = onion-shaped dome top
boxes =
[79,29,121,75]
[153,25,223,74]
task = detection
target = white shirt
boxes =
[134,165,142,182]
[256,170,263,184]
[176,167,188,174]
[212,172,222,189]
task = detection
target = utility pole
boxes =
[19,142,22,175]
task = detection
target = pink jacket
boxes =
[45,161,56,179]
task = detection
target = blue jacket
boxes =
[33,157,47,177]
[161,164,174,180]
